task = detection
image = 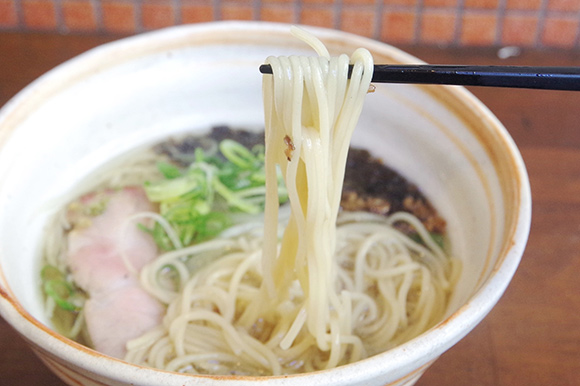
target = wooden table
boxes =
[1,33,579,386]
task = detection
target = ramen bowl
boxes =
[0,21,530,386]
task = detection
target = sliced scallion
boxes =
[43,280,82,312]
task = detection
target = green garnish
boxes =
[220,139,256,169]
[157,161,183,179]
[41,265,85,312]
[143,139,287,250]
[41,265,65,282]
[410,232,445,249]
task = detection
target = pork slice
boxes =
[83,280,164,359]
[66,187,164,358]
[67,187,158,293]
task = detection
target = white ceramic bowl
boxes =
[0,21,530,386]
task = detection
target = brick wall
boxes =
[1,0,579,48]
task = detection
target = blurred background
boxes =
[1,0,579,48]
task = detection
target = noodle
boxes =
[258,27,374,357]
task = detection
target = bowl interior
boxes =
[0,21,529,385]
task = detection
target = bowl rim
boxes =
[0,20,531,385]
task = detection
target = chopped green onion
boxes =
[431,233,445,249]
[143,139,287,249]
[138,223,175,252]
[410,232,445,249]
[196,212,229,239]
[220,139,256,169]
[212,178,261,214]
[43,280,83,312]
[144,175,200,202]
[41,265,65,282]
[157,161,182,179]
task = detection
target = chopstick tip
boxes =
[260,64,273,74]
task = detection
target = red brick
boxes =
[506,0,542,10]
[142,3,175,30]
[542,16,579,48]
[464,0,499,8]
[63,1,97,32]
[260,5,295,23]
[460,12,497,45]
[501,14,538,46]
[22,0,57,30]
[340,9,375,38]
[0,0,18,27]
[181,4,214,23]
[300,6,334,28]
[381,10,416,44]
[420,10,456,44]
[221,4,253,20]
[102,2,136,33]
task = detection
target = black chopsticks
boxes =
[259,64,580,91]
